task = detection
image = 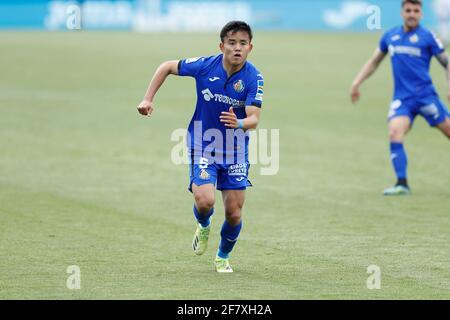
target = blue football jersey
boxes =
[178,54,264,164]
[379,25,445,100]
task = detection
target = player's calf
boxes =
[222,189,244,226]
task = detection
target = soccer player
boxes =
[350,0,450,195]
[137,21,264,272]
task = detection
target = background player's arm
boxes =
[220,106,261,130]
[435,52,450,101]
[350,48,387,103]
[137,60,179,116]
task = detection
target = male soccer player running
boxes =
[137,21,264,272]
[350,0,450,195]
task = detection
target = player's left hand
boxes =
[220,107,238,128]
[137,99,154,116]
[350,84,360,104]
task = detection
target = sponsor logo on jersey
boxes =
[209,77,220,82]
[201,88,245,107]
[388,45,421,57]
[233,80,245,93]
[201,88,214,101]
[391,34,401,42]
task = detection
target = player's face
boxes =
[401,3,422,29]
[220,31,253,67]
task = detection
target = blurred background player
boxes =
[137,21,264,272]
[434,0,450,46]
[350,0,450,195]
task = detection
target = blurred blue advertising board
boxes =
[0,0,440,31]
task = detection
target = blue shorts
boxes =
[388,95,450,127]
[188,158,252,192]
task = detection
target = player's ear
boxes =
[249,43,253,52]
[219,42,224,53]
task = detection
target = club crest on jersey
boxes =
[409,34,419,43]
[233,80,245,93]
[199,169,210,180]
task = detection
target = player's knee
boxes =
[195,194,215,213]
[389,127,405,142]
[225,208,242,226]
[226,214,241,226]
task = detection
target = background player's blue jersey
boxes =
[379,25,445,100]
[178,54,264,164]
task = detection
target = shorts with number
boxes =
[188,158,252,192]
[387,95,449,127]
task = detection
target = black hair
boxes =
[402,0,422,7]
[220,21,253,43]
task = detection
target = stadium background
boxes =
[0,0,442,31]
[1,0,449,299]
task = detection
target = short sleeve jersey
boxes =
[178,54,264,163]
[379,25,445,100]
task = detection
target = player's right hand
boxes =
[350,85,360,104]
[137,100,154,116]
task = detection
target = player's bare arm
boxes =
[219,106,261,130]
[350,48,387,103]
[435,52,450,101]
[137,60,179,116]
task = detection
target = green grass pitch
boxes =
[0,31,449,299]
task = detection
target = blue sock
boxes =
[390,142,408,182]
[217,220,242,259]
[193,205,214,228]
